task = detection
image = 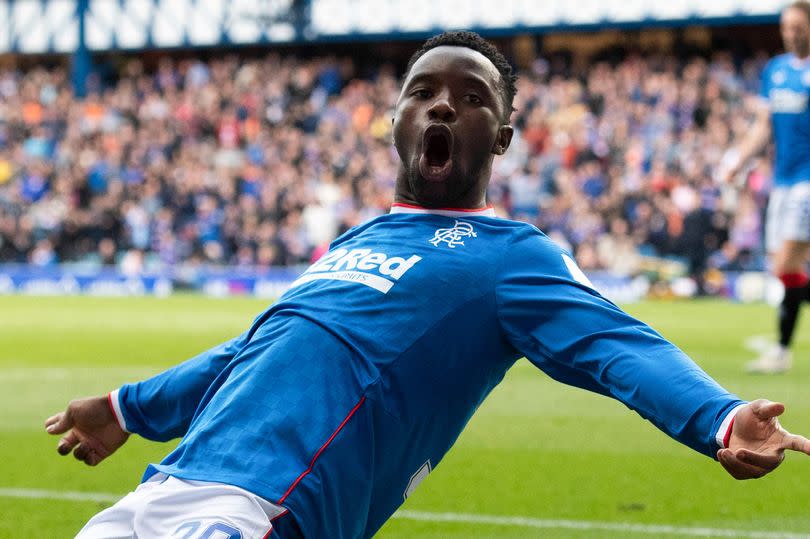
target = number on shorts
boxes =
[174,522,201,539]
[173,521,242,539]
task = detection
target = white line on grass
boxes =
[0,487,121,504]
[393,510,810,538]
[1,488,808,538]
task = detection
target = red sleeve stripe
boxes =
[107,389,130,432]
[277,396,366,504]
[723,417,735,449]
[106,392,116,417]
[715,403,745,449]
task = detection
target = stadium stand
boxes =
[0,52,773,279]
[0,0,792,298]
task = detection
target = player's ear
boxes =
[492,125,513,155]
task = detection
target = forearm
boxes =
[498,235,746,458]
[731,106,771,168]
[526,324,746,458]
[112,332,249,441]
[595,336,746,457]
[734,128,770,167]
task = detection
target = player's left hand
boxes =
[717,399,810,480]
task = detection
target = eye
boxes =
[411,88,432,99]
[465,94,483,105]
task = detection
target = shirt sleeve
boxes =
[495,229,745,458]
[113,331,250,442]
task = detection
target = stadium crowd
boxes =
[0,49,774,281]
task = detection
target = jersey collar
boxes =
[789,53,810,69]
[389,202,497,218]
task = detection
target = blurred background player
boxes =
[721,1,810,373]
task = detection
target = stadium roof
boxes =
[0,0,791,54]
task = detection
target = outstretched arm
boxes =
[46,330,251,464]
[718,399,810,479]
[496,231,810,475]
[111,331,250,441]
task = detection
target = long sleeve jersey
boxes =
[113,205,743,539]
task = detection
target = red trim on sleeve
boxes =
[106,392,117,419]
[723,416,736,448]
[261,525,274,539]
[277,396,366,504]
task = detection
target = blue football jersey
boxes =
[760,54,810,186]
[115,206,743,539]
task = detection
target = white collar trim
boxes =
[390,203,497,218]
[789,54,810,69]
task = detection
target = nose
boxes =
[428,91,456,123]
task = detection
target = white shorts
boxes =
[766,182,810,253]
[75,474,287,539]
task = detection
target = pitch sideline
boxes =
[1,487,808,538]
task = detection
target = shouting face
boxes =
[393,46,513,209]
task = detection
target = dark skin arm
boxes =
[45,396,129,466]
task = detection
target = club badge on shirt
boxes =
[429,220,477,249]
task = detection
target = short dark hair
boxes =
[406,31,518,122]
[788,1,810,21]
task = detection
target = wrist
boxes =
[107,389,130,433]
[716,403,747,449]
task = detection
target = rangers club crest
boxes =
[429,220,477,248]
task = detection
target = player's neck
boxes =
[392,188,489,212]
[393,163,493,211]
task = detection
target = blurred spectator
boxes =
[0,50,775,278]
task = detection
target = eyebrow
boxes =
[405,72,498,98]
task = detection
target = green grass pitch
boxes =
[2,295,810,538]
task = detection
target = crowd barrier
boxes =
[0,264,785,305]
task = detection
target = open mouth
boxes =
[418,124,454,182]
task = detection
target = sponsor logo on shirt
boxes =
[429,220,477,248]
[772,70,787,85]
[770,88,808,113]
[290,247,422,294]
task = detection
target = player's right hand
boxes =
[45,396,130,466]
